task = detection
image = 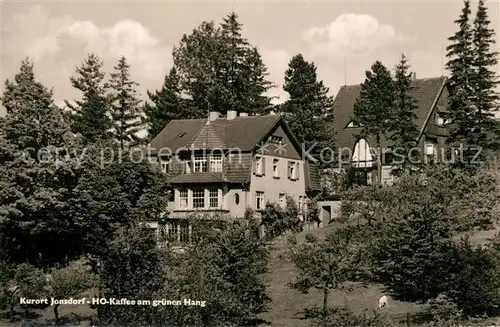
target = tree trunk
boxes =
[54,304,60,324]
[377,135,382,185]
[9,301,14,322]
[322,288,329,313]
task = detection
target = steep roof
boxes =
[150,115,281,153]
[333,76,447,151]
[150,114,321,191]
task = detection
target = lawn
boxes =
[259,223,424,327]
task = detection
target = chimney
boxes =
[239,112,248,117]
[227,110,237,120]
[209,111,220,121]
[411,72,416,80]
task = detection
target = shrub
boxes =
[261,196,302,240]
[425,294,463,326]
[98,225,165,326]
[48,260,94,323]
[442,238,500,317]
[306,307,395,327]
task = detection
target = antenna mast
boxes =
[344,57,347,85]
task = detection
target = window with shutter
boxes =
[288,161,298,180]
[254,156,263,176]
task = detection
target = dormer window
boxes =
[210,154,223,172]
[436,112,450,126]
[346,120,360,128]
[159,158,170,174]
[193,155,208,173]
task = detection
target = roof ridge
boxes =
[188,120,227,149]
[339,76,446,88]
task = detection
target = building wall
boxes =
[249,154,306,210]
[262,125,302,160]
[224,186,249,218]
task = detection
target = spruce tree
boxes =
[278,54,335,166]
[108,56,143,149]
[390,54,420,174]
[445,0,477,161]
[143,67,188,140]
[353,61,395,183]
[220,13,273,114]
[220,12,248,113]
[241,46,274,115]
[471,0,500,151]
[67,54,112,143]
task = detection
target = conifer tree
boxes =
[0,60,82,266]
[353,61,395,183]
[220,12,273,114]
[471,0,500,151]
[278,54,335,166]
[108,56,143,149]
[241,46,274,114]
[67,54,112,143]
[172,13,273,116]
[390,54,420,174]
[143,67,188,140]
[444,0,477,160]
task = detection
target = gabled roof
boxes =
[150,115,282,153]
[150,114,322,192]
[333,76,447,151]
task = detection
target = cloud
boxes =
[303,13,412,58]
[2,5,173,106]
[1,4,297,114]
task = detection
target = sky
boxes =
[1,0,499,118]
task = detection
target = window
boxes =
[209,189,219,208]
[254,156,265,176]
[234,193,240,205]
[269,135,284,144]
[436,113,450,126]
[346,120,360,128]
[210,155,223,172]
[166,222,178,242]
[192,189,205,208]
[288,161,298,180]
[179,220,190,243]
[184,159,192,174]
[273,159,280,178]
[425,142,437,156]
[193,155,208,173]
[159,158,170,174]
[179,189,188,209]
[256,191,265,210]
[279,193,286,208]
[165,220,191,244]
[298,196,305,210]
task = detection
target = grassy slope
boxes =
[259,223,423,327]
[2,224,498,326]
